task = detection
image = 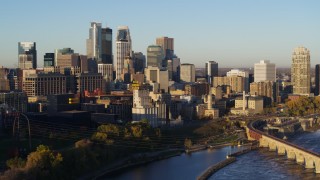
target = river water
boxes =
[107,130,320,180]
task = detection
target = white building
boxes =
[226,69,249,78]
[180,63,195,82]
[116,26,131,81]
[254,60,276,82]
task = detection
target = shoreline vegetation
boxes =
[0,119,242,180]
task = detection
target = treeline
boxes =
[285,96,320,116]
[0,121,173,180]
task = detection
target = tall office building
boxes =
[254,60,276,82]
[315,65,320,96]
[133,52,146,73]
[86,22,113,64]
[205,61,218,84]
[145,66,169,92]
[116,26,132,80]
[180,63,195,83]
[156,36,174,61]
[147,45,164,68]
[291,47,310,95]
[44,53,55,67]
[18,42,37,69]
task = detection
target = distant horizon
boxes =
[1,0,319,68]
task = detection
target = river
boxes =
[106,130,320,180]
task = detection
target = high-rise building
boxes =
[254,60,276,82]
[54,48,74,66]
[226,69,249,92]
[291,47,310,95]
[55,48,88,73]
[133,52,146,73]
[156,36,174,61]
[147,45,164,68]
[44,53,55,67]
[116,26,132,80]
[205,61,218,84]
[86,22,113,64]
[180,63,195,83]
[315,65,320,96]
[145,66,169,92]
[18,42,37,69]
[122,54,134,83]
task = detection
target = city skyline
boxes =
[1,0,320,68]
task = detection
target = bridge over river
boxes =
[247,120,320,173]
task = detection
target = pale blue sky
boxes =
[0,0,319,68]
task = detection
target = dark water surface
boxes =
[107,130,320,180]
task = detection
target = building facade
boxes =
[145,66,169,92]
[44,53,55,67]
[291,47,310,95]
[156,36,174,62]
[180,63,195,83]
[22,73,66,96]
[205,61,218,84]
[147,45,164,68]
[18,42,37,69]
[86,22,113,64]
[254,60,276,82]
[116,26,132,81]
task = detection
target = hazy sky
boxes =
[0,0,319,68]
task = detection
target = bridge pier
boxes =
[277,146,285,155]
[259,139,268,148]
[314,160,320,173]
[296,153,304,164]
[305,157,314,169]
[269,143,276,151]
[287,151,295,160]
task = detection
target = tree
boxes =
[184,138,192,149]
[25,145,63,178]
[6,157,26,169]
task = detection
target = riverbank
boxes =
[81,149,184,180]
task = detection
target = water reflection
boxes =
[105,130,320,180]
[106,146,242,180]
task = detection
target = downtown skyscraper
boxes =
[205,61,218,84]
[116,26,132,80]
[18,42,37,69]
[86,22,113,64]
[291,46,310,95]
